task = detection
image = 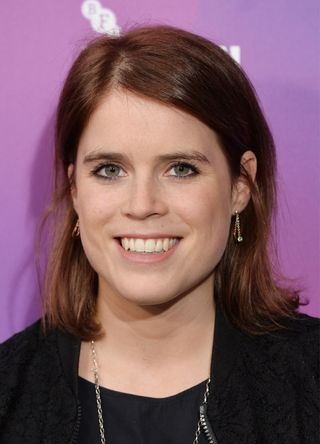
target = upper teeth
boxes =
[120,238,178,253]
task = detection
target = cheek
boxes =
[178,183,232,229]
[180,184,232,265]
[75,186,117,270]
[76,184,118,224]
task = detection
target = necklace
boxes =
[90,340,218,443]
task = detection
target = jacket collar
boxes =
[56,327,81,398]
[211,302,242,387]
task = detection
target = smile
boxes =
[120,237,179,254]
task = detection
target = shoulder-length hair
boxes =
[41,25,300,339]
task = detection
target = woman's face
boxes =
[70,89,252,307]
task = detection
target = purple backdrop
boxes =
[1,1,319,342]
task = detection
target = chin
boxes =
[121,289,180,307]
[99,277,184,308]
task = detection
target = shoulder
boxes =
[280,312,320,363]
[0,320,60,416]
[258,312,319,356]
[0,320,43,373]
[0,318,72,379]
[237,312,320,389]
[0,320,55,372]
[0,321,80,442]
[231,313,319,438]
[239,311,319,346]
[242,312,319,359]
[1,320,43,356]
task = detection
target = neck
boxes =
[80,277,215,396]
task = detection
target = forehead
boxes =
[77,89,223,162]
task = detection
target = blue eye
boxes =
[93,164,125,179]
[91,161,199,181]
[169,162,199,178]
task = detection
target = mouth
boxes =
[115,237,182,254]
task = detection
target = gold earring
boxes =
[72,219,80,238]
[233,211,243,243]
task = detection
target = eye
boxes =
[168,162,199,178]
[93,163,126,180]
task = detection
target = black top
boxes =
[77,376,208,443]
[0,304,319,443]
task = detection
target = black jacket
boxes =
[0,305,319,444]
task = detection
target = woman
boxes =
[0,25,319,444]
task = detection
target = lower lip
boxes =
[115,239,181,264]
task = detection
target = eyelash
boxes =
[91,162,200,181]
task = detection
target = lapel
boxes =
[205,304,258,443]
[43,328,81,444]
[56,327,81,399]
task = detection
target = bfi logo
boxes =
[81,1,241,63]
[81,0,120,35]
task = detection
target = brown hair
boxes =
[41,25,300,339]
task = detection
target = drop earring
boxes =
[72,219,80,238]
[233,211,243,243]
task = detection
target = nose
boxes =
[121,175,168,219]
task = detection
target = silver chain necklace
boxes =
[90,340,217,443]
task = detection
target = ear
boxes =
[231,150,257,213]
[67,164,78,212]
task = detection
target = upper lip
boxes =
[114,234,182,239]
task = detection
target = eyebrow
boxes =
[83,149,210,165]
